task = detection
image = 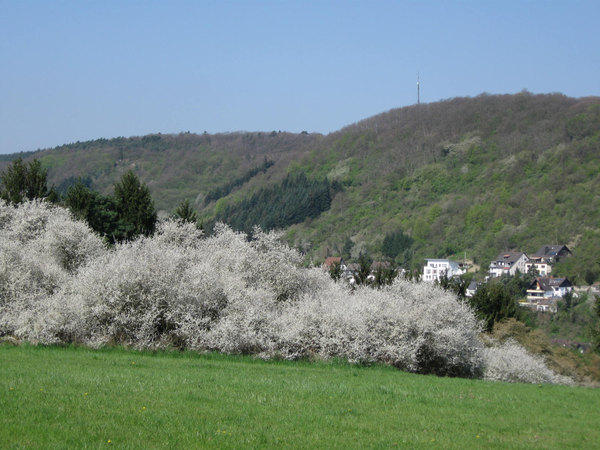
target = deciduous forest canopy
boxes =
[1,92,599,279]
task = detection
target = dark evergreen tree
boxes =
[0,158,52,204]
[342,237,354,261]
[437,273,468,300]
[354,253,373,286]
[204,159,274,205]
[213,172,332,233]
[467,281,518,331]
[113,170,157,240]
[1,158,28,204]
[64,180,122,243]
[173,199,199,225]
[382,230,413,260]
[373,264,398,288]
[329,261,342,282]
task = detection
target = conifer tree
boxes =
[113,170,157,240]
[0,158,51,204]
[173,199,199,225]
[64,180,121,242]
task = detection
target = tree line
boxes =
[0,158,335,243]
[0,158,157,244]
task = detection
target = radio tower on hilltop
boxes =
[417,73,420,105]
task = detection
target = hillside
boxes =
[2,92,600,279]
[0,131,321,212]
[286,92,600,275]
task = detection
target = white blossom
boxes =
[0,201,572,384]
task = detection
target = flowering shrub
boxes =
[273,281,484,377]
[483,339,573,385]
[0,200,104,338]
[0,201,572,383]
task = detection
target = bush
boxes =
[483,339,573,385]
[275,281,484,377]
[0,201,571,383]
[0,200,104,338]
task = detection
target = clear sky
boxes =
[1,0,598,155]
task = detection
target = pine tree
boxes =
[0,158,51,204]
[113,170,157,240]
[173,199,199,225]
[64,180,121,242]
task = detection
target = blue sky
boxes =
[1,0,598,154]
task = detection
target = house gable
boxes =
[531,245,572,263]
[323,257,345,271]
[489,252,528,277]
[526,276,573,302]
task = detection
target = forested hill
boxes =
[2,92,600,280]
[0,131,322,212]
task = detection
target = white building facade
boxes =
[422,259,464,282]
[489,252,529,278]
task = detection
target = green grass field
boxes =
[1,344,598,449]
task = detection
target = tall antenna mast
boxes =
[417,73,420,105]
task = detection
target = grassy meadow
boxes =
[1,344,598,449]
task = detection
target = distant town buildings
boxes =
[323,243,575,313]
[419,244,574,313]
[422,259,465,282]
[488,252,529,278]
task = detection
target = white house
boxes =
[526,277,573,303]
[524,245,571,276]
[525,261,552,276]
[466,281,479,298]
[422,259,464,282]
[488,252,529,278]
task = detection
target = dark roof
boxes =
[530,277,573,290]
[493,252,525,264]
[531,245,571,259]
[371,261,392,271]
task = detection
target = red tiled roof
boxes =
[323,257,342,268]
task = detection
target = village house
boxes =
[322,257,346,272]
[422,259,464,282]
[525,245,572,276]
[366,261,394,282]
[526,277,574,303]
[370,261,392,272]
[344,263,361,284]
[466,281,480,298]
[525,260,552,276]
[530,245,572,263]
[488,252,529,278]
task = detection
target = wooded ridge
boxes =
[2,92,599,279]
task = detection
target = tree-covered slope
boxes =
[284,92,600,279]
[2,92,599,279]
[1,132,322,214]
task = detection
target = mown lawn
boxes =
[1,344,598,449]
